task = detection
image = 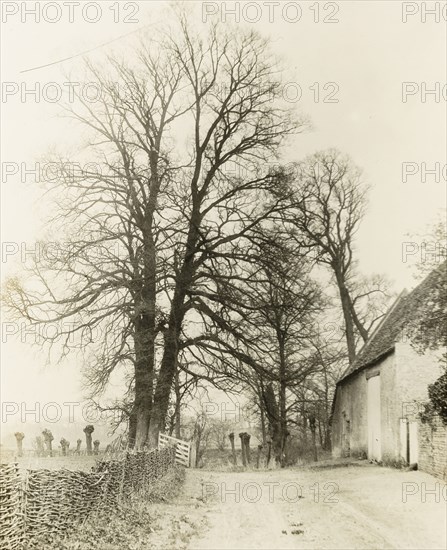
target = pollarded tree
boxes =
[42,429,54,457]
[3,13,300,448]
[75,439,82,454]
[60,438,70,456]
[83,425,94,456]
[93,440,100,455]
[14,432,24,457]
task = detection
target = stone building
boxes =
[331,264,445,467]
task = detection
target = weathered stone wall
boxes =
[332,373,368,459]
[332,353,396,460]
[418,416,447,480]
[333,344,443,465]
[376,353,398,463]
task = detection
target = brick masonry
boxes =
[418,415,447,481]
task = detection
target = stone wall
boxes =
[332,353,397,460]
[332,373,368,459]
[332,344,444,465]
[418,415,447,480]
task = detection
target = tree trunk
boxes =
[147,323,180,447]
[147,224,198,447]
[128,410,137,449]
[278,338,288,467]
[300,398,307,442]
[262,382,282,466]
[334,268,357,364]
[239,433,247,466]
[44,438,53,457]
[260,405,266,446]
[266,438,272,467]
[14,433,24,457]
[309,417,318,462]
[245,433,251,464]
[133,299,155,448]
[85,434,92,455]
[174,368,181,439]
[318,420,324,447]
[322,364,331,450]
[229,433,237,465]
[256,445,263,468]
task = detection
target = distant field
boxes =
[1,453,100,472]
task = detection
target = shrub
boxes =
[427,370,447,424]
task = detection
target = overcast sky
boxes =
[1,1,445,416]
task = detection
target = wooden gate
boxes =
[158,433,191,467]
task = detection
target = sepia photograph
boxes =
[0,1,446,549]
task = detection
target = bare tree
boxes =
[184,237,325,466]
[3,16,300,448]
[288,150,374,363]
[167,369,200,439]
[254,256,324,466]
[208,419,233,452]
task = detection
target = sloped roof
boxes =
[337,260,446,384]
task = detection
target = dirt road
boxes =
[178,463,446,550]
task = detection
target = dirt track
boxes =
[177,464,446,550]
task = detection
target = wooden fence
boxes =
[158,433,191,467]
[0,447,176,550]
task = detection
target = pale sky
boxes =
[1,1,446,421]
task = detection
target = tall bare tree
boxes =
[3,17,300,447]
[287,149,388,363]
